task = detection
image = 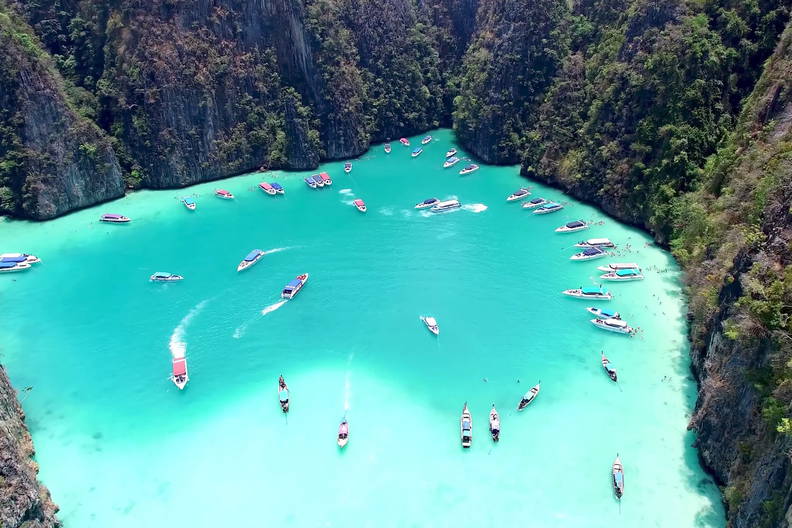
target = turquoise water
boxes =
[0,129,724,527]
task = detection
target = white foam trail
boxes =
[169,300,209,358]
[265,246,292,255]
[339,188,353,195]
[379,207,394,216]
[400,209,413,218]
[232,320,249,339]
[261,300,287,315]
[464,203,488,213]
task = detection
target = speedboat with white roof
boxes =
[562,286,613,300]
[601,268,644,281]
[0,253,40,264]
[281,273,309,299]
[443,156,460,168]
[171,355,189,390]
[459,164,479,175]
[215,189,234,199]
[150,272,183,282]
[415,198,440,209]
[181,197,196,210]
[574,238,615,248]
[522,197,548,209]
[420,316,439,335]
[460,403,472,448]
[533,202,564,214]
[587,307,621,320]
[591,318,634,335]
[445,148,457,158]
[570,247,607,261]
[430,199,461,213]
[237,249,265,272]
[0,261,31,273]
[597,262,641,272]
[259,182,276,195]
[100,213,130,223]
[507,188,531,202]
[319,172,332,186]
[517,382,541,410]
[555,220,589,233]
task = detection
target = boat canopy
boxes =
[462,419,471,430]
[566,221,586,228]
[586,238,612,245]
[153,272,172,278]
[529,198,544,204]
[0,261,18,269]
[463,165,476,170]
[425,317,437,326]
[447,156,459,162]
[172,359,187,376]
[270,183,283,190]
[279,390,289,402]
[605,319,628,327]
[183,198,195,204]
[260,182,273,189]
[582,248,604,256]
[412,148,422,153]
[286,279,301,288]
[423,198,438,204]
[540,202,560,208]
[311,174,323,181]
[514,188,529,195]
[582,287,604,294]
[244,250,262,261]
[353,199,365,206]
[102,213,124,219]
[320,172,329,177]
[0,255,25,262]
[616,269,639,276]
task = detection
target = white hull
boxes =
[237,252,264,272]
[597,263,641,272]
[100,217,131,223]
[321,179,332,186]
[563,290,613,300]
[420,316,439,335]
[574,239,615,248]
[555,225,589,233]
[533,206,563,215]
[570,252,607,261]
[150,276,183,282]
[215,194,234,199]
[282,274,309,299]
[591,319,634,334]
[183,203,196,211]
[601,273,644,281]
[0,263,31,273]
[522,201,547,209]
[414,202,438,209]
[507,193,530,202]
[443,159,460,168]
[460,404,472,448]
[260,187,276,195]
[0,253,40,264]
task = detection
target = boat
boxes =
[181,197,196,210]
[459,164,479,175]
[430,199,461,213]
[384,143,392,154]
[517,382,541,410]
[445,148,457,158]
[281,273,309,299]
[587,307,621,320]
[0,261,31,273]
[100,213,131,223]
[591,318,635,335]
[421,135,432,145]
[319,172,332,186]
[601,268,645,281]
[304,177,318,189]
[507,188,531,202]
[533,202,564,214]
[570,247,607,261]
[150,272,183,282]
[522,197,548,209]
[215,189,234,199]
[344,162,352,173]
[171,356,188,390]
[311,174,325,187]
[555,220,589,233]
[562,286,613,300]
[597,262,641,273]
[259,182,277,195]
[411,147,423,158]
[278,375,289,412]
[443,156,460,168]
[399,137,410,146]
[420,316,439,335]
[353,199,367,213]
[489,405,500,442]
[237,249,265,272]
[574,238,615,249]
[601,352,617,382]
[415,198,440,209]
[460,402,472,448]
[613,455,625,499]
[270,182,285,194]
[337,420,349,447]
[0,253,40,264]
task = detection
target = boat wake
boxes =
[232,321,249,339]
[264,246,293,255]
[378,207,394,216]
[338,188,353,195]
[261,300,287,316]
[464,203,488,213]
[169,299,209,358]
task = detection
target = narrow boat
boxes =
[517,382,541,410]
[587,307,621,320]
[344,162,352,173]
[562,286,613,300]
[460,402,472,448]
[270,182,285,194]
[281,273,309,299]
[215,189,234,199]
[337,420,349,447]
[459,164,479,175]
[613,455,625,499]
[555,220,589,233]
[384,143,392,154]
[100,213,131,223]
[591,318,634,335]
[0,253,40,264]
[171,355,188,390]
[237,249,265,272]
[489,405,500,442]
[0,261,31,273]
[259,182,277,195]
[311,174,325,187]
[522,197,548,209]
[570,247,607,261]
[443,156,460,168]
[430,199,461,213]
[399,137,410,146]
[278,375,289,413]
[420,316,439,335]
[421,135,432,145]
[601,352,617,382]
[353,199,367,213]
[150,272,183,282]
[574,238,615,249]
[597,262,641,273]
[533,202,564,215]
[319,172,332,186]
[601,268,645,281]
[181,197,196,211]
[445,148,457,158]
[507,188,531,202]
[304,177,317,189]
[411,147,423,158]
[415,198,440,209]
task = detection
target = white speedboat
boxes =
[591,318,634,335]
[430,199,461,213]
[281,273,309,299]
[522,197,548,209]
[237,249,265,272]
[574,238,615,248]
[533,202,563,214]
[597,263,641,272]
[181,197,196,210]
[601,269,644,281]
[0,261,31,273]
[445,148,457,158]
[171,356,189,390]
[587,307,621,320]
[0,253,40,264]
[459,164,479,175]
[420,316,439,335]
[100,213,131,223]
[259,182,277,195]
[507,188,531,202]
[517,383,541,410]
[215,189,234,199]
[570,247,607,261]
[150,272,184,282]
[555,220,589,233]
[443,156,460,168]
[562,286,613,300]
[421,135,432,145]
[411,147,423,158]
[460,403,472,448]
[415,198,440,209]
[489,405,500,442]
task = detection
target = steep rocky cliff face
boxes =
[0,367,60,528]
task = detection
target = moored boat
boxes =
[601,268,645,281]
[420,316,439,335]
[489,405,500,442]
[270,182,285,194]
[399,137,410,146]
[100,213,131,223]
[353,199,367,213]
[555,220,589,233]
[344,162,352,173]
[311,174,325,187]
[430,199,461,213]
[215,189,234,199]
[460,402,472,448]
[574,238,615,249]
[237,249,265,272]
[459,164,479,175]
[507,188,531,202]
[384,143,392,153]
[517,382,541,410]
[259,182,277,195]
[171,356,188,390]
[337,420,349,447]
[304,177,318,189]
[445,148,457,158]
[421,135,432,145]
[587,307,621,320]
[150,272,183,282]
[319,172,332,186]
[601,352,617,382]
[597,262,641,272]
[443,156,460,168]
[591,318,634,335]
[570,247,607,261]
[411,147,423,158]
[562,286,613,300]
[0,261,31,273]
[415,198,440,209]
[181,197,197,210]
[613,455,625,499]
[522,197,548,209]
[533,202,564,214]
[278,375,289,412]
[281,273,309,299]
[0,253,40,264]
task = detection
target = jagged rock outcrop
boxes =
[0,366,60,528]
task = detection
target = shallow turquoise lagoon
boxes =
[0,129,724,527]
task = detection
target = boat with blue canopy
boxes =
[587,307,620,320]
[445,148,457,158]
[181,197,196,211]
[150,272,183,282]
[555,220,589,233]
[384,143,392,154]
[601,352,617,382]
[304,177,317,189]
[281,273,309,299]
[601,268,645,281]
[311,174,325,187]
[533,202,563,215]
[430,199,461,213]
[522,197,548,209]
[591,317,634,335]
[0,261,31,273]
[411,147,423,158]
[597,262,641,273]
[562,285,613,300]
[570,247,607,261]
[0,253,40,264]
[517,382,541,410]
[460,402,472,448]
[507,188,531,202]
[421,135,432,145]
[443,156,460,168]
[237,249,265,272]
[270,182,285,194]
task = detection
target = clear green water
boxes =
[0,129,724,527]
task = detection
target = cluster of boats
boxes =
[304,172,333,189]
[0,253,41,273]
[458,383,542,448]
[414,197,461,213]
[506,188,564,214]
[259,182,286,195]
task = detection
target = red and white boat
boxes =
[353,199,367,213]
[171,355,189,390]
[399,138,410,146]
[337,420,349,447]
[259,182,276,195]
[215,189,234,199]
[319,172,332,186]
